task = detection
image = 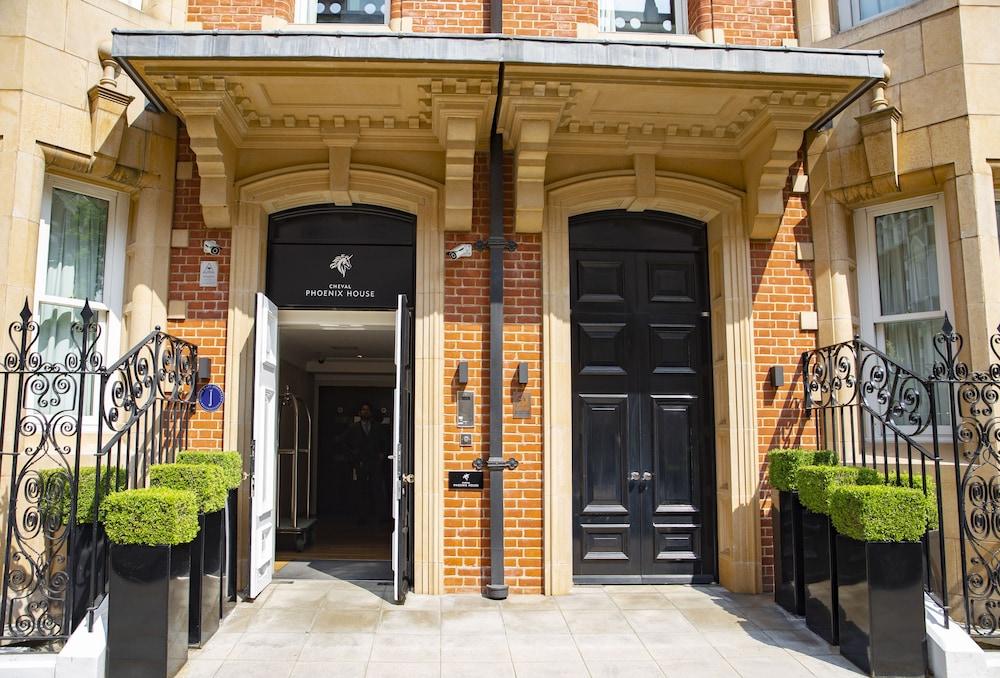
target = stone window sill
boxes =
[264,18,412,32]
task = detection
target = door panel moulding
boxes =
[543,171,761,595]
[226,164,445,595]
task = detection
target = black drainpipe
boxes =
[490,0,501,33]
[473,61,517,600]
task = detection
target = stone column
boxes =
[124,127,177,345]
[944,168,1000,366]
[0,148,45,327]
[808,132,855,346]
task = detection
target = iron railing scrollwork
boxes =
[804,318,1000,638]
[803,335,949,623]
[930,318,1000,638]
[0,300,197,647]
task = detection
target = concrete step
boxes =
[0,654,56,678]
[984,649,1000,677]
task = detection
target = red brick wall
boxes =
[396,0,491,33]
[503,0,597,37]
[693,0,797,46]
[187,0,294,29]
[750,159,818,591]
[169,129,230,451]
[443,154,544,593]
[185,0,795,45]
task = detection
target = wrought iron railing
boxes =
[0,300,197,646]
[802,334,950,623]
[931,319,1000,637]
[803,319,1000,638]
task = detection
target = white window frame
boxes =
[854,194,952,435]
[597,0,688,34]
[836,0,915,30]
[295,0,391,25]
[35,175,128,419]
[855,194,952,349]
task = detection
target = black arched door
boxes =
[570,211,716,583]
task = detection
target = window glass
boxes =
[607,0,677,32]
[37,302,101,412]
[858,0,910,20]
[882,317,940,378]
[858,198,951,428]
[316,0,387,24]
[36,179,122,419]
[874,206,939,316]
[45,188,109,303]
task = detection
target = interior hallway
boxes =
[178,583,864,677]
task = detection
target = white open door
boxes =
[250,293,279,598]
[391,294,413,604]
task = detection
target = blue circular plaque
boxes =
[198,384,225,412]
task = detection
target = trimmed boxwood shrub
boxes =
[38,466,127,525]
[885,471,939,529]
[830,485,927,543]
[797,465,883,515]
[176,451,242,490]
[767,449,838,492]
[150,463,228,514]
[103,487,199,546]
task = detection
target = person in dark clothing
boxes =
[342,403,389,524]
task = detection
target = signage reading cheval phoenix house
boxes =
[266,204,416,309]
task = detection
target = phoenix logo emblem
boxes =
[330,254,353,278]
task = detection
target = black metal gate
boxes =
[0,300,197,646]
[803,318,1000,639]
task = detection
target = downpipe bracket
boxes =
[472,457,519,471]
[474,238,517,252]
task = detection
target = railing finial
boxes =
[19,297,31,323]
[80,299,94,325]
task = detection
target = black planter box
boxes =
[190,510,224,646]
[68,522,108,631]
[222,488,237,619]
[802,507,838,644]
[108,542,191,678]
[836,535,926,677]
[773,490,805,616]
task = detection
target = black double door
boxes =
[570,211,716,583]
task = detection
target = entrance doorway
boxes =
[570,210,717,584]
[248,204,416,603]
[275,310,396,566]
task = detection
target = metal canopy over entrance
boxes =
[570,210,716,584]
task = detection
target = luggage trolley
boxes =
[277,386,316,551]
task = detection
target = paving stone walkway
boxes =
[179,580,864,677]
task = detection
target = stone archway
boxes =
[542,171,761,594]
[225,164,446,594]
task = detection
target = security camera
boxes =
[447,244,473,260]
[203,239,221,256]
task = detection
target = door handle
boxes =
[401,474,415,484]
[628,471,640,481]
[641,471,653,481]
